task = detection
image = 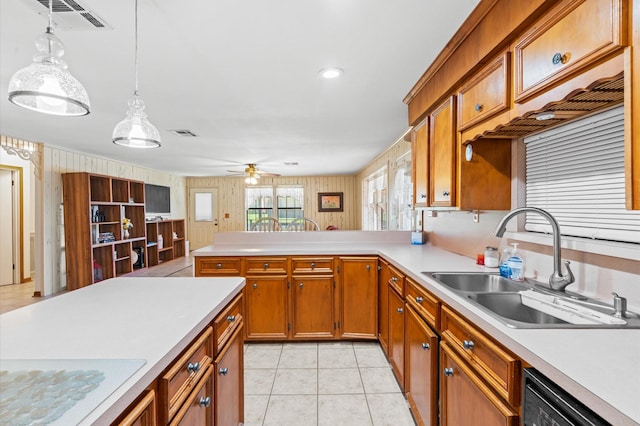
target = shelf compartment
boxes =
[90,175,111,202]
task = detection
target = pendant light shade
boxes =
[112,92,161,148]
[113,0,160,148]
[7,3,90,116]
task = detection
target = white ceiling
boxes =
[0,0,479,177]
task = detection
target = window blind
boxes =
[524,105,640,243]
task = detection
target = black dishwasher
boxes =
[522,368,611,426]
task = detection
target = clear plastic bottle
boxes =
[499,246,512,278]
[506,243,525,281]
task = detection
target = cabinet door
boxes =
[215,326,244,426]
[388,287,405,389]
[338,257,378,339]
[116,390,157,426]
[412,118,429,206]
[429,96,456,207]
[292,275,335,339]
[440,342,518,426]
[378,261,391,355]
[244,276,289,340]
[405,306,438,426]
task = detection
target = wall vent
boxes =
[169,130,198,137]
[22,0,112,30]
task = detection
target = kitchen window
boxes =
[245,186,304,230]
[362,167,388,231]
[524,105,640,244]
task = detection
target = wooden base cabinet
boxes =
[292,276,335,339]
[214,325,244,426]
[337,257,378,339]
[440,342,518,426]
[169,365,213,426]
[377,260,391,355]
[244,276,289,340]
[405,305,439,426]
[388,286,405,388]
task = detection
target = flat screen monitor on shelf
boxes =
[145,184,171,218]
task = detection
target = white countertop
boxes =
[0,277,245,425]
[195,240,640,425]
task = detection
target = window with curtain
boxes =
[389,152,413,231]
[524,105,639,244]
[245,186,304,230]
[362,167,388,230]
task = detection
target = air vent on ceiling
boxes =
[169,130,198,137]
[22,0,112,30]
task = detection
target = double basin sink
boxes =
[424,272,640,328]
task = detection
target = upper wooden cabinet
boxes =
[457,52,510,131]
[412,119,429,206]
[513,0,625,102]
[429,96,457,207]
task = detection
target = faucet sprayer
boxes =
[494,207,574,291]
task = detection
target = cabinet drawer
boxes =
[195,257,241,276]
[514,0,625,102]
[160,327,213,422]
[405,277,439,330]
[388,264,405,296]
[213,294,243,354]
[291,257,334,274]
[168,365,213,426]
[245,257,288,275]
[457,52,510,131]
[441,307,521,406]
[116,389,157,426]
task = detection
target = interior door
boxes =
[188,187,218,251]
[0,169,15,285]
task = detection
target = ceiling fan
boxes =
[226,163,281,184]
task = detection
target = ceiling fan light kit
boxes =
[112,0,161,148]
[7,0,91,116]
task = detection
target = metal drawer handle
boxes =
[421,343,430,350]
[219,367,229,376]
[299,282,304,288]
[397,307,403,313]
[415,296,423,303]
[444,367,454,377]
[227,315,236,322]
[552,52,569,65]
[263,263,269,269]
[463,340,475,350]
[311,262,315,269]
[216,263,222,269]
[253,283,258,289]
[199,396,211,408]
[474,103,483,112]
[187,362,200,373]
[391,277,398,282]
[366,264,371,271]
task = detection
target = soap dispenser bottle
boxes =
[506,243,525,281]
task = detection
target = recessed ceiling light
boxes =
[319,67,344,79]
[284,162,299,166]
[168,129,198,137]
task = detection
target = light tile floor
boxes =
[243,341,416,426]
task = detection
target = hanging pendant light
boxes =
[7,0,90,116]
[112,0,161,148]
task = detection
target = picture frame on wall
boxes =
[318,192,343,212]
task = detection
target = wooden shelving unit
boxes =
[146,219,186,266]
[63,173,147,290]
[62,172,186,291]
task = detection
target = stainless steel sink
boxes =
[429,272,526,293]
[467,292,568,326]
[423,272,640,328]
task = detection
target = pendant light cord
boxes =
[134,0,139,95]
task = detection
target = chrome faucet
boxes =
[495,207,574,291]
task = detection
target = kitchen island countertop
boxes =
[0,277,245,425]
